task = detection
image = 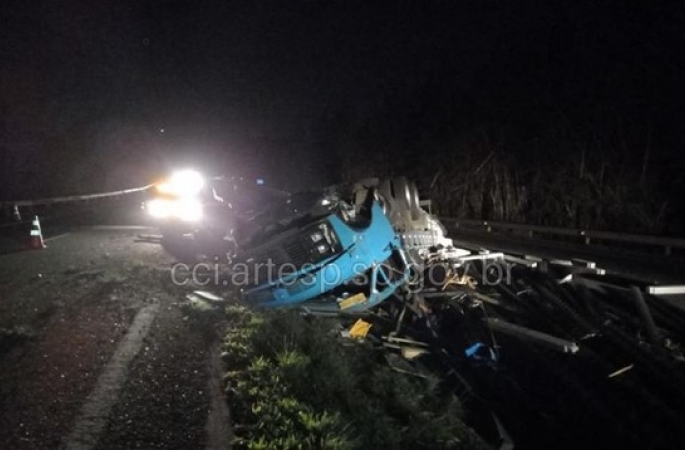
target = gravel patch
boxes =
[95,298,212,450]
[0,297,134,449]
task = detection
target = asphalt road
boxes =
[0,227,230,450]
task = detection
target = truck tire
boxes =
[378,179,395,215]
[159,225,198,263]
[408,181,421,221]
[392,177,412,211]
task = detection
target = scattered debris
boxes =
[191,290,225,305]
[185,292,222,312]
[484,318,580,354]
[213,177,685,448]
[348,319,372,339]
[646,284,685,296]
[608,364,635,378]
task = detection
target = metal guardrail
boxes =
[441,217,685,256]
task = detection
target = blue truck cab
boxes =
[239,192,410,313]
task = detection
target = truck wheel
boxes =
[195,229,234,261]
[408,181,422,220]
[160,226,198,263]
[391,177,412,215]
[377,179,395,215]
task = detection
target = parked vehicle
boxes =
[143,170,282,261]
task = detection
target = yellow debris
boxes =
[349,319,372,339]
[338,292,367,310]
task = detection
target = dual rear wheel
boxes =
[378,177,422,221]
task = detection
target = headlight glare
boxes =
[156,170,205,197]
[148,199,172,219]
[146,198,203,222]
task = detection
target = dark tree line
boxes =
[324,77,684,236]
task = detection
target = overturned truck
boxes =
[236,177,452,312]
[225,177,685,449]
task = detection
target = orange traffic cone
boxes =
[30,215,46,249]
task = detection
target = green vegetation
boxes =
[222,305,488,449]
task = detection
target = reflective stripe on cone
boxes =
[30,215,46,249]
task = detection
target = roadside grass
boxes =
[222,305,489,450]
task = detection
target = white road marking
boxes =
[44,232,71,243]
[61,302,160,450]
[205,344,232,450]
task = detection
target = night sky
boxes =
[1,1,683,199]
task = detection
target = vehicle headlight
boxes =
[146,198,203,222]
[174,198,203,222]
[147,198,173,219]
[156,169,205,197]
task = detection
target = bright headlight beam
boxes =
[156,169,205,197]
[175,198,203,222]
[146,198,203,222]
[147,198,172,219]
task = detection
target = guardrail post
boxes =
[580,230,590,245]
[12,204,21,222]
